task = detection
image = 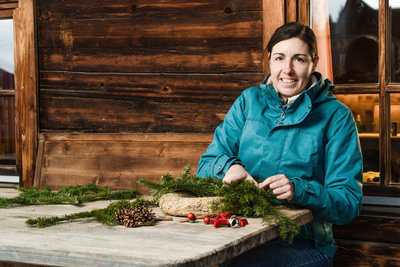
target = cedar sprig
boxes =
[26,198,156,228]
[1,184,142,208]
[138,165,222,200]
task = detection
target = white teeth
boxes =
[281,79,295,83]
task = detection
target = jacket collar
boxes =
[261,72,331,108]
[260,72,334,125]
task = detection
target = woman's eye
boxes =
[295,57,305,62]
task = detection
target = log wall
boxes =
[37,0,264,133]
[34,0,264,190]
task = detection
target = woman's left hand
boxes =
[258,174,295,201]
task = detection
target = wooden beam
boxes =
[286,0,297,23]
[378,0,388,186]
[298,0,310,25]
[14,0,38,188]
[262,0,285,76]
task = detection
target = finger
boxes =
[268,175,290,190]
[258,175,281,189]
[275,189,294,201]
[258,179,271,189]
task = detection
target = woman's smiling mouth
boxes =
[281,78,296,83]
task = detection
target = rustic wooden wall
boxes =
[333,205,400,266]
[37,0,264,133]
[34,0,265,191]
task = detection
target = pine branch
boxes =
[1,184,142,208]
[138,166,221,200]
[26,198,156,228]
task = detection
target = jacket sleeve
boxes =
[197,93,247,179]
[289,108,363,225]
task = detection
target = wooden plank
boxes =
[13,0,38,188]
[0,8,12,17]
[379,0,388,186]
[298,0,310,25]
[39,72,263,101]
[39,96,232,132]
[38,46,263,74]
[333,215,400,244]
[334,239,400,267]
[33,140,45,188]
[0,89,15,96]
[39,133,214,142]
[286,0,297,22]
[36,134,214,192]
[37,0,262,20]
[0,0,18,4]
[262,0,285,76]
[37,12,263,48]
[36,0,263,73]
[0,2,17,9]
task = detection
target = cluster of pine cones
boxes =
[114,205,156,227]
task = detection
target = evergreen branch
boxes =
[138,166,221,200]
[1,184,142,208]
[26,198,156,228]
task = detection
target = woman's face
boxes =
[269,37,318,101]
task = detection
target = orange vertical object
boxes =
[312,0,333,82]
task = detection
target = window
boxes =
[0,18,18,184]
[312,0,400,196]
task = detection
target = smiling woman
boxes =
[197,22,362,266]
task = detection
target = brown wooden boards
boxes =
[35,133,213,192]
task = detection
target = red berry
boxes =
[187,213,196,222]
[203,216,210,224]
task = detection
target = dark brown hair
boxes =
[266,22,318,62]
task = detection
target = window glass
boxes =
[391,94,400,184]
[312,0,379,84]
[336,94,380,183]
[0,19,16,177]
[389,0,400,83]
[0,19,14,90]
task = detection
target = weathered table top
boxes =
[0,188,312,267]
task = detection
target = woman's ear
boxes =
[312,55,319,71]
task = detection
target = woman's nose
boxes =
[282,60,293,74]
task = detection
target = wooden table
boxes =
[0,188,312,267]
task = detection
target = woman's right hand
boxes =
[223,164,259,186]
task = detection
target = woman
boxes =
[197,22,363,266]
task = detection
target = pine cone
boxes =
[134,205,155,226]
[114,206,155,227]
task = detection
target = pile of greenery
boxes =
[138,165,300,243]
[1,165,300,243]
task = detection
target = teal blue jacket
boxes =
[197,72,363,259]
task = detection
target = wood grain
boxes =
[36,133,213,192]
[14,0,38,188]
